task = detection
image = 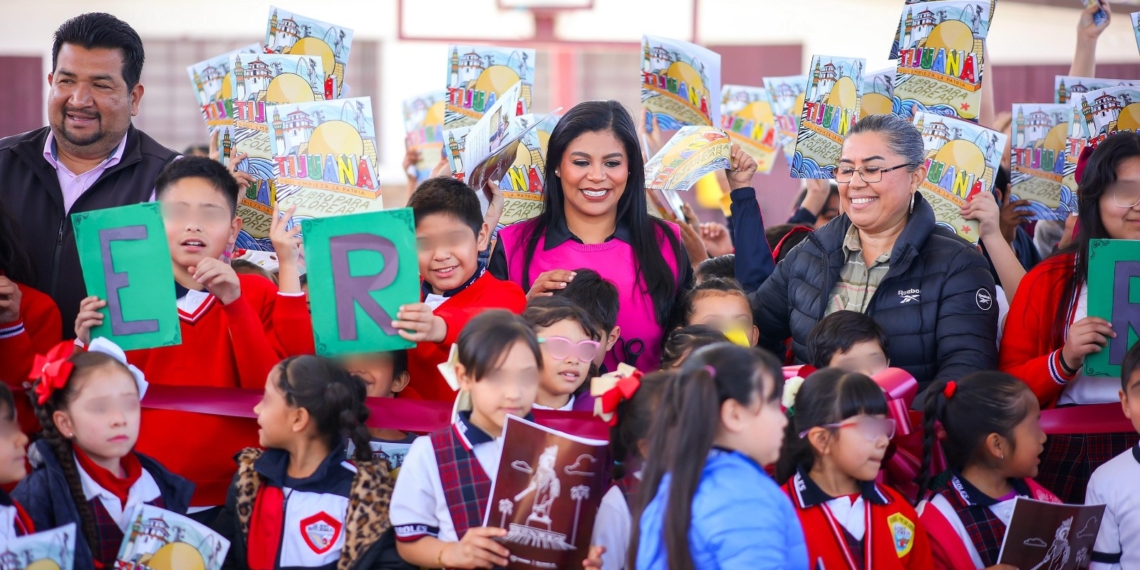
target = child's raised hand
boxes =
[527,270,576,300]
[1077,0,1110,41]
[961,192,1001,239]
[700,222,734,257]
[228,152,256,193]
[582,545,606,568]
[270,204,303,266]
[441,527,510,568]
[393,303,447,343]
[0,276,21,324]
[74,296,107,346]
[191,257,242,305]
[726,144,758,190]
[1061,316,1115,371]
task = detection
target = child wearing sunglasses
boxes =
[776,368,933,570]
[916,372,1057,570]
[522,297,601,411]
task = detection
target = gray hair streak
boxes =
[846,114,925,171]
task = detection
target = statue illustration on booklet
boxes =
[267,97,381,224]
[1,523,76,570]
[792,55,865,179]
[861,67,895,119]
[484,415,608,570]
[264,6,353,98]
[229,53,332,251]
[1009,104,1076,222]
[403,91,447,183]
[996,499,1104,570]
[720,85,778,175]
[446,45,536,129]
[641,35,721,135]
[913,111,1005,244]
[891,0,992,122]
[762,75,808,166]
[116,505,230,570]
[187,43,261,133]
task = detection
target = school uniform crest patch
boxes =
[888,513,915,557]
[300,511,343,555]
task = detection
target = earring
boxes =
[909,192,916,214]
[555,170,560,177]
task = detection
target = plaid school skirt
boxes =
[1036,432,1140,504]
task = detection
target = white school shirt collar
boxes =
[531,395,575,412]
[75,456,162,531]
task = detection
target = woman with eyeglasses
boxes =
[745,113,999,391]
[999,131,1140,503]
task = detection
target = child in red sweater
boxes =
[74,157,313,508]
[393,177,527,402]
[0,200,62,434]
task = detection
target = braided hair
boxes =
[30,351,134,557]
[274,356,373,462]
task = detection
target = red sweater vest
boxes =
[783,480,934,570]
[998,252,1077,408]
[0,282,62,434]
[129,274,314,506]
[405,273,527,402]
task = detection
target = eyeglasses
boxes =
[538,336,601,362]
[1110,183,1140,209]
[799,416,896,441]
[834,163,915,184]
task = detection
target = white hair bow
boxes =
[87,337,150,400]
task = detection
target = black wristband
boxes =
[1058,352,1079,376]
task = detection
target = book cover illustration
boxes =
[264,6,352,98]
[645,126,731,193]
[1133,12,1140,55]
[861,67,895,119]
[216,125,234,168]
[1,523,75,570]
[792,56,865,179]
[996,498,1104,570]
[268,97,381,224]
[231,53,328,104]
[1009,104,1076,222]
[889,0,994,59]
[647,187,687,222]
[1053,76,1140,105]
[1082,0,1109,27]
[446,45,535,129]
[369,440,413,479]
[498,113,550,226]
[1076,86,1140,143]
[641,35,721,133]
[484,415,608,570]
[762,75,808,166]
[913,111,1005,244]
[403,91,447,183]
[186,43,261,132]
[720,85,778,175]
[116,505,230,570]
[892,0,991,122]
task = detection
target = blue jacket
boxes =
[12,439,194,570]
[636,449,809,570]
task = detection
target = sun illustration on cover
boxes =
[921,20,975,55]
[286,37,336,78]
[141,542,207,570]
[736,99,776,131]
[307,120,366,160]
[827,76,859,110]
[266,73,319,104]
[22,561,61,570]
[933,140,986,193]
[665,61,708,109]
[1120,104,1140,132]
[424,100,446,127]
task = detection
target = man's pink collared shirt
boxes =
[42,131,128,213]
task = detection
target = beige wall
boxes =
[3,0,1137,188]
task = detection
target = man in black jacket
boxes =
[0,13,178,337]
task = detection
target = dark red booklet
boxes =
[483,414,609,569]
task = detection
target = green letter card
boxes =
[302,208,418,356]
[1085,239,1140,377]
[72,202,181,351]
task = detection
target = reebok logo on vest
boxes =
[897,289,920,304]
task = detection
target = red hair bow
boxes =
[942,381,958,400]
[590,364,643,426]
[30,341,77,405]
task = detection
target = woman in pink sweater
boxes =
[489,100,757,372]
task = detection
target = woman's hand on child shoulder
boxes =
[393,303,447,343]
[0,276,22,324]
[190,258,242,305]
[442,527,510,568]
[74,296,107,346]
[527,270,576,300]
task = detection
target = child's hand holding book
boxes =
[393,303,447,343]
[270,204,303,295]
